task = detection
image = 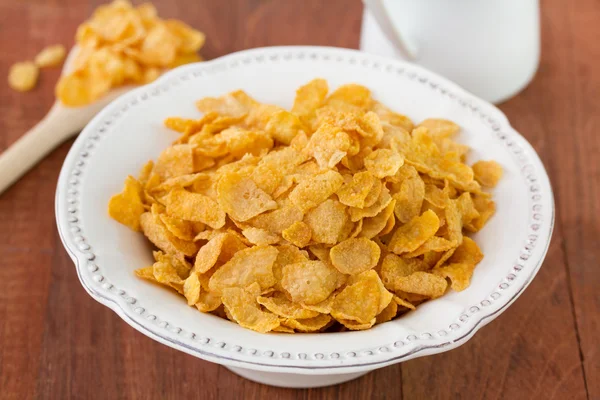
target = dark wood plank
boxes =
[535,0,600,397]
[401,240,587,399]
[399,1,594,396]
[0,0,594,399]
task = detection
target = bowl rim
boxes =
[55,45,554,374]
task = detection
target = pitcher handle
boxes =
[362,0,418,59]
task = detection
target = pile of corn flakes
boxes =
[8,0,205,107]
[109,79,503,333]
[57,0,204,106]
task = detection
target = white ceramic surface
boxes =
[360,0,541,103]
[55,46,554,388]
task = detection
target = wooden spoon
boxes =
[0,47,134,194]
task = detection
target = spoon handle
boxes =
[0,102,75,195]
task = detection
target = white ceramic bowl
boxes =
[55,46,554,388]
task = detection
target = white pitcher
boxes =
[360,0,540,103]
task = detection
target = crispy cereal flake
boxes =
[208,245,278,294]
[304,199,348,244]
[472,160,503,188]
[330,238,381,275]
[166,188,226,229]
[183,273,201,305]
[282,221,312,248]
[194,232,247,273]
[281,314,332,332]
[393,271,448,298]
[217,171,278,221]
[108,176,145,231]
[364,149,404,179]
[34,44,66,67]
[221,287,280,333]
[389,210,440,254]
[257,292,319,319]
[281,260,343,305]
[8,61,39,92]
[289,170,344,212]
[336,171,377,208]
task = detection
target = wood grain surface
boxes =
[0,0,597,399]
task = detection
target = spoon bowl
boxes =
[0,46,136,194]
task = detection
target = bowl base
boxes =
[225,366,370,388]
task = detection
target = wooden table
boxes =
[0,1,597,399]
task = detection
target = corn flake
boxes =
[393,174,425,224]
[159,213,194,240]
[272,325,295,333]
[380,253,429,291]
[249,201,304,235]
[393,295,416,310]
[154,250,191,280]
[360,199,396,239]
[197,90,256,117]
[208,245,278,294]
[281,314,332,332]
[393,271,448,298]
[281,260,343,305]
[140,212,197,256]
[193,232,247,273]
[330,238,380,275]
[221,287,280,333]
[165,188,226,229]
[272,244,309,291]
[336,171,377,208]
[363,178,383,208]
[405,236,456,258]
[35,44,66,67]
[217,171,277,222]
[338,318,376,331]
[326,83,372,111]
[417,118,460,138]
[282,221,312,248]
[108,176,145,231]
[183,272,201,305]
[154,144,194,179]
[364,149,404,179]
[424,183,449,208]
[8,61,39,92]
[301,293,337,314]
[304,199,348,244]
[196,290,222,312]
[289,170,343,212]
[472,160,503,188]
[257,292,319,319]
[291,78,328,126]
[241,227,281,246]
[449,236,483,265]
[376,299,398,324]
[304,123,352,168]
[266,110,306,145]
[465,195,496,232]
[389,210,440,254]
[434,263,474,292]
[349,186,392,221]
[331,271,389,323]
[371,101,414,131]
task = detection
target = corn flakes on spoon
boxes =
[0,46,137,195]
